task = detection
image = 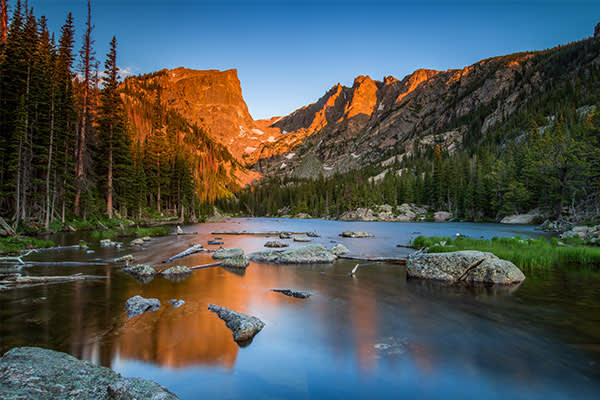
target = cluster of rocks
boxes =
[339,203,429,222]
[99,239,122,248]
[407,250,525,285]
[560,225,600,244]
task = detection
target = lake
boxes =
[1,218,599,399]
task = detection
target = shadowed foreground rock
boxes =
[0,347,178,399]
[208,304,265,345]
[248,244,335,264]
[125,295,161,317]
[407,250,525,285]
[271,289,311,299]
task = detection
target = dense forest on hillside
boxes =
[0,1,221,233]
[217,40,600,222]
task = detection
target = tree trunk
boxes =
[107,126,113,218]
[45,91,55,230]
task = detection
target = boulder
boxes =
[123,264,156,281]
[142,236,152,242]
[160,265,192,280]
[306,231,320,237]
[125,295,161,317]
[279,232,292,239]
[100,239,117,247]
[293,236,311,242]
[130,238,144,246]
[407,250,525,285]
[434,211,453,222]
[271,289,311,299]
[115,254,134,263]
[265,240,288,248]
[248,244,336,264]
[340,230,374,238]
[331,243,350,256]
[0,347,177,399]
[220,254,249,269]
[208,304,265,344]
[212,247,244,259]
[500,212,540,224]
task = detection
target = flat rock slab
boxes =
[208,304,265,345]
[125,295,161,317]
[407,250,525,285]
[0,347,177,399]
[271,289,311,299]
[249,244,335,264]
[265,240,289,248]
[212,248,244,259]
[340,231,374,238]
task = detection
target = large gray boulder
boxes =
[123,264,156,281]
[212,248,244,259]
[160,265,192,281]
[0,347,177,399]
[500,212,540,224]
[331,243,350,256]
[208,304,265,345]
[220,254,249,269]
[248,244,335,264]
[125,295,161,317]
[407,250,525,285]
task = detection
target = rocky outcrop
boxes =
[340,231,374,238]
[208,304,265,345]
[248,244,336,264]
[339,204,427,222]
[434,211,453,222]
[271,289,311,299]
[0,347,177,399]
[407,250,525,285]
[560,225,600,244]
[500,211,540,224]
[125,295,161,317]
[331,243,350,255]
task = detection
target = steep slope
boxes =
[252,29,600,178]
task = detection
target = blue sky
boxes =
[24,0,600,119]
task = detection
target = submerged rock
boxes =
[130,238,145,246]
[331,243,350,256]
[220,254,249,269]
[407,250,525,285]
[271,289,311,299]
[0,347,177,399]
[340,230,374,238]
[125,295,161,317]
[208,304,265,344]
[212,247,244,259]
[161,265,192,280]
[169,299,185,308]
[248,244,336,264]
[265,240,288,248]
[293,236,311,242]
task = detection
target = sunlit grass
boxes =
[91,226,170,240]
[411,235,600,268]
[0,236,54,253]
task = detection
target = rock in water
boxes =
[279,232,292,239]
[125,295,161,317]
[331,243,350,256]
[212,248,244,259]
[407,250,525,285]
[340,231,374,238]
[220,254,249,269]
[115,254,134,263]
[434,211,453,222]
[142,236,152,242]
[123,264,156,280]
[208,239,224,245]
[130,238,144,246]
[271,289,311,299]
[208,304,265,345]
[161,265,193,281]
[0,347,178,399]
[248,244,336,264]
[293,236,311,242]
[265,240,288,248]
[169,299,185,308]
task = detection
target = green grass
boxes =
[0,236,54,253]
[411,235,600,268]
[91,226,170,241]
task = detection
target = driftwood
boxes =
[190,262,222,270]
[457,258,486,281]
[211,231,313,236]
[338,255,407,265]
[0,216,16,236]
[163,244,206,263]
[19,261,109,267]
[0,250,36,265]
[349,263,360,276]
[170,232,198,236]
[28,245,83,252]
[0,273,106,290]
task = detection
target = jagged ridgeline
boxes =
[222,28,600,221]
[120,70,246,202]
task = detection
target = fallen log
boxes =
[162,244,206,263]
[190,262,222,270]
[338,255,407,264]
[0,216,16,236]
[20,261,109,267]
[27,245,83,252]
[211,231,313,236]
[0,273,106,285]
[0,250,36,265]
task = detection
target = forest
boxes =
[0,0,207,234]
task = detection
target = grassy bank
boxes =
[411,235,600,268]
[90,226,171,241]
[0,236,54,253]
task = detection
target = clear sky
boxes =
[24,0,600,119]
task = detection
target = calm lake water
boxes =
[1,218,599,399]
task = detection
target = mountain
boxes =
[251,27,600,179]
